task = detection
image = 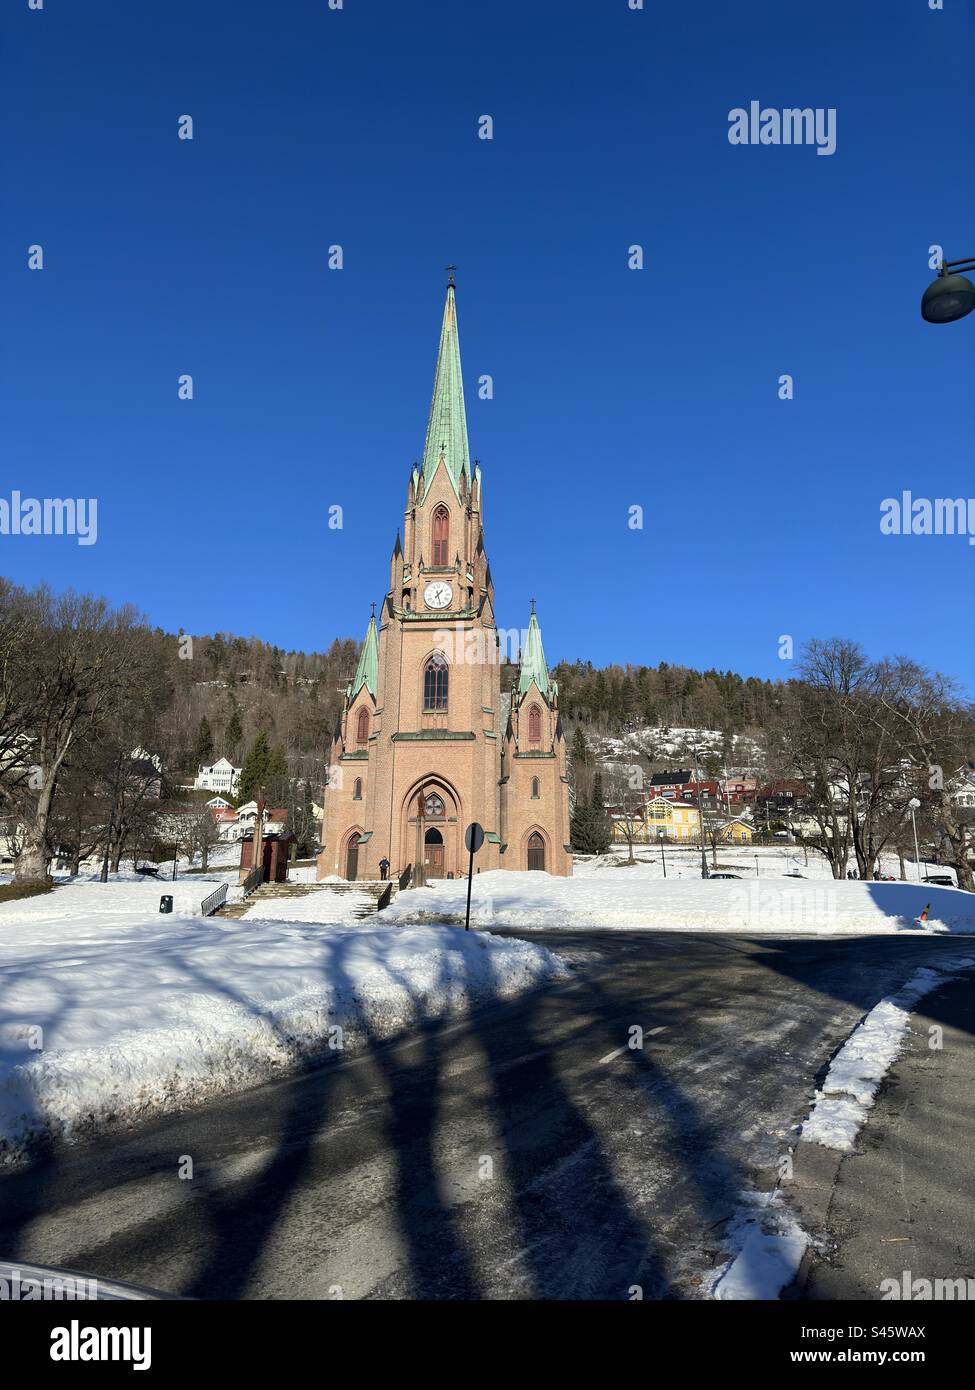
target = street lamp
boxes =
[907,798,922,882]
[921,256,975,323]
[691,747,709,879]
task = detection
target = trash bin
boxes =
[159,895,173,914]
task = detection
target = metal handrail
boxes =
[240,865,264,897]
[200,883,229,917]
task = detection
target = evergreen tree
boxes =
[237,730,273,803]
[570,765,612,854]
[569,796,595,853]
[225,702,243,759]
[192,716,214,768]
[588,773,612,854]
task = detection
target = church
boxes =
[317,278,572,882]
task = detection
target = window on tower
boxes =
[356,707,369,745]
[423,653,448,711]
[353,778,363,800]
[528,704,542,743]
[432,505,449,567]
[531,777,540,799]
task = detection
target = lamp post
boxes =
[658,826,667,879]
[907,797,922,882]
[691,748,709,879]
[921,255,975,323]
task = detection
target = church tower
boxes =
[318,278,571,882]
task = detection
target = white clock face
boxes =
[424,581,453,610]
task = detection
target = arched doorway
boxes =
[345,834,359,881]
[527,831,545,871]
[424,827,444,878]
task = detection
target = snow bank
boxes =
[707,1190,808,1301]
[0,889,567,1165]
[385,870,975,935]
[801,955,975,1150]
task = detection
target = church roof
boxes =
[347,614,379,702]
[517,609,552,700]
[420,282,471,500]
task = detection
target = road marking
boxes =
[599,1026,669,1063]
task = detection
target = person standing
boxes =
[379,856,390,881]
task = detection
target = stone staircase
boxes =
[216,878,397,922]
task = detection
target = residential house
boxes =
[611,796,702,845]
[193,756,241,794]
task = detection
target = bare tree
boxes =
[5,587,149,884]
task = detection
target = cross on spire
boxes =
[446,264,456,286]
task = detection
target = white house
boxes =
[949,769,975,811]
[235,802,288,837]
[193,757,241,794]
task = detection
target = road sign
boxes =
[463,823,485,930]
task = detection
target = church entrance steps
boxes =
[215,878,398,922]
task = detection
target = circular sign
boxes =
[465,822,485,853]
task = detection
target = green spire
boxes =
[420,281,471,498]
[347,613,379,702]
[518,606,551,700]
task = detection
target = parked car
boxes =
[708,872,742,879]
[782,871,805,878]
[923,874,955,887]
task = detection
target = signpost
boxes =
[464,822,484,931]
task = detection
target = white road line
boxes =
[599,1026,668,1064]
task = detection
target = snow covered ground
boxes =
[0,882,567,1165]
[386,865,975,935]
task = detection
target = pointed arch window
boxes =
[355,707,369,745]
[353,778,363,800]
[528,704,542,743]
[432,505,450,567]
[531,777,540,800]
[423,653,448,711]
[423,792,445,819]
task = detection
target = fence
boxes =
[200,883,229,917]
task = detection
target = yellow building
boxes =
[714,818,753,845]
[612,796,702,844]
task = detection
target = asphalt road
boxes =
[803,970,975,1300]
[0,929,969,1300]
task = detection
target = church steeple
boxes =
[346,612,379,702]
[420,278,471,499]
[517,606,554,702]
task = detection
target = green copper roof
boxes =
[518,609,551,700]
[347,614,379,702]
[421,284,471,499]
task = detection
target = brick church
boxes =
[317,278,572,882]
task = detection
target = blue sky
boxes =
[4,0,973,688]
